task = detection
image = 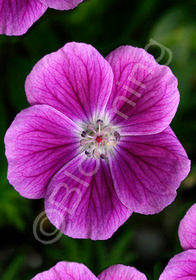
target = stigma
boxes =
[80,119,120,159]
[96,136,102,143]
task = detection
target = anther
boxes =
[85,151,92,157]
[100,154,107,159]
[81,131,87,137]
[114,131,120,141]
[96,119,103,124]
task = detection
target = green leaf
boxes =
[1,254,24,280]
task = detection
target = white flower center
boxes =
[80,119,120,159]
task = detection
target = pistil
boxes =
[96,136,103,143]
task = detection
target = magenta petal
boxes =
[4,105,80,199]
[106,46,179,135]
[109,127,190,214]
[40,0,84,10]
[25,42,113,123]
[178,203,196,250]
[159,250,196,280]
[45,154,132,240]
[0,0,47,36]
[98,264,147,280]
[31,261,97,280]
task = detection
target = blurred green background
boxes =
[0,0,196,279]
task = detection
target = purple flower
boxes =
[159,250,196,280]
[159,203,196,279]
[31,261,148,280]
[178,203,196,250]
[4,42,190,240]
[0,0,84,36]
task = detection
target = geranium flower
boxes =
[159,203,196,279]
[4,42,190,240]
[178,203,196,250]
[159,250,196,280]
[31,261,148,280]
[0,0,84,36]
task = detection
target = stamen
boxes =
[96,119,103,134]
[80,119,120,160]
[114,131,120,141]
[85,151,92,157]
[96,119,103,124]
[80,139,94,146]
[93,149,100,159]
[81,131,87,137]
[87,124,97,134]
[100,154,107,159]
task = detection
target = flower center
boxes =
[96,136,102,143]
[80,119,120,159]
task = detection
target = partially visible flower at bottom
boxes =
[159,203,196,279]
[5,42,191,240]
[31,261,148,280]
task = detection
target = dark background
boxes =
[0,0,196,279]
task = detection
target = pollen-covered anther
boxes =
[114,131,120,141]
[100,154,107,159]
[80,119,120,159]
[96,119,103,125]
[81,131,87,137]
[85,151,92,158]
